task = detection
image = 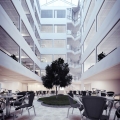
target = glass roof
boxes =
[39,0,79,7]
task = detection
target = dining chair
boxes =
[13,93,36,120]
[101,100,114,120]
[107,91,115,97]
[114,106,120,120]
[10,92,27,110]
[0,100,5,120]
[81,91,87,96]
[67,94,84,118]
[82,96,106,120]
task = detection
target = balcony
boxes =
[68,59,81,68]
[67,16,81,27]
[0,50,41,82]
[80,47,120,81]
[67,45,81,55]
[67,30,81,41]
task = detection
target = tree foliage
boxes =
[41,58,72,92]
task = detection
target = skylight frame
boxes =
[39,0,79,7]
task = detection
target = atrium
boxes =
[0,0,120,119]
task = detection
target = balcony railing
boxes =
[68,60,81,68]
[67,46,81,52]
[67,16,81,24]
[67,30,81,39]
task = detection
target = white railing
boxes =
[67,45,81,52]
[67,30,81,37]
[67,59,81,68]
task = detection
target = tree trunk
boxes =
[56,86,57,98]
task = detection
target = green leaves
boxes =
[41,58,72,89]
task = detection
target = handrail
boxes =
[0,48,11,57]
[106,48,117,56]
[67,16,81,24]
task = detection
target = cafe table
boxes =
[0,94,23,117]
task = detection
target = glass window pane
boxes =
[84,50,95,72]
[54,25,66,33]
[41,10,53,18]
[41,25,53,33]
[97,20,120,62]
[54,40,65,48]
[0,27,19,62]
[54,54,66,61]
[54,10,66,18]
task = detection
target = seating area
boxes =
[0,88,119,120]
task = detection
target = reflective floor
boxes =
[5,96,116,120]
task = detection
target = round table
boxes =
[0,94,23,117]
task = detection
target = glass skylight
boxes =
[39,0,79,7]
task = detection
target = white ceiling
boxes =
[0,66,37,83]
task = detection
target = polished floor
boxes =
[5,96,117,120]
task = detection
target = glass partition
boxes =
[84,0,95,31]
[41,70,46,77]
[97,0,116,30]
[41,10,53,18]
[0,27,19,62]
[54,10,66,18]
[54,40,65,48]
[54,25,66,33]
[41,54,52,63]
[97,20,120,62]
[54,54,66,61]
[41,25,53,33]
[35,45,40,61]
[21,50,34,72]
[21,21,34,52]
[40,39,53,48]
[84,50,95,72]
[35,64,40,76]
[84,21,95,51]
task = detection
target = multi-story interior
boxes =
[0,0,120,94]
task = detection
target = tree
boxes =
[41,58,72,97]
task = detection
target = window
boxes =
[54,25,66,33]
[54,10,66,18]
[41,40,53,48]
[21,50,34,72]
[54,54,66,61]
[0,27,19,61]
[41,10,53,18]
[84,21,95,51]
[54,40,65,48]
[41,55,52,63]
[97,0,116,30]
[84,50,95,72]
[97,20,120,61]
[41,25,53,33]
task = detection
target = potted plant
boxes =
[98,52,106,61]
[11,54,18,62]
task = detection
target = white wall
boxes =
[0,81,22,93]
[91,79,120,93]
